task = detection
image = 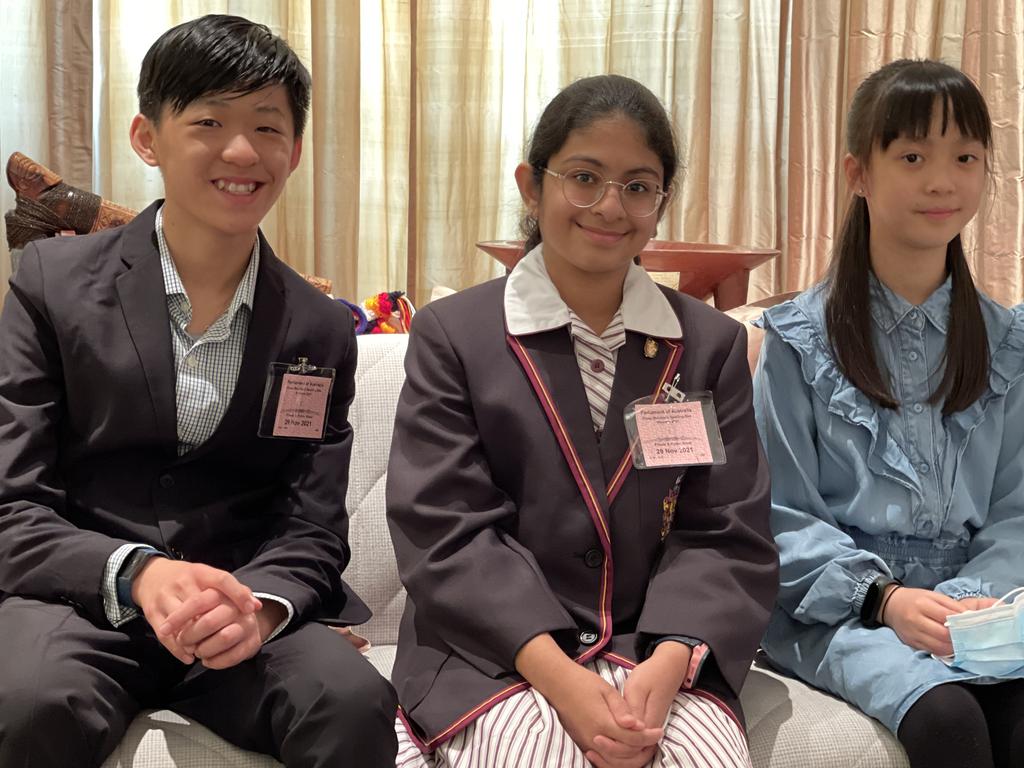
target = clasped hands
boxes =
[131,558,285,670]
[519,634,691,768]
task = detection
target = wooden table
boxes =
[477,240,779,311]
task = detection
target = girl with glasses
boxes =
[754,59,1024,768]
[389,74,777,768]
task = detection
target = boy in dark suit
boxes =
[0,14,397,767]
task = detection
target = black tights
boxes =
[897,680,1024,768]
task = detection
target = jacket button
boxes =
[584,548,604,568]
[159,474,175,489]
[579,631,598,645]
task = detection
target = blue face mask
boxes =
[946,588,1024,678]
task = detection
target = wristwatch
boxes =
[116,548,163,610]
[860,575,902,629]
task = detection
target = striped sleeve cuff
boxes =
[102,543,151,627]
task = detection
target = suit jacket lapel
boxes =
[115,203,177,451]
[508,329,608,513]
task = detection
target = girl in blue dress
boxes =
[754,59,1024,768]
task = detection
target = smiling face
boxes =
[849,99,986,267]
[129,85,302,245]
[516,115,665,284]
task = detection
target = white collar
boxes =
[504,244,682,339]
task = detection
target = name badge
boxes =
[623,375,726,469]
[258,358,335,441]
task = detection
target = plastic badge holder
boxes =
[623,375,727,470]
[258,357,336,441]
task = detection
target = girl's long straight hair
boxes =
[826,59,992,416]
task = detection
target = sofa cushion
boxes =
[743,661,908,767]
[345,334,409,647]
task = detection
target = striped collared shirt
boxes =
[156,207,259,455]
[567,309,626,433]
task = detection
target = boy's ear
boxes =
[129,114,161,168]
[289,136,303,173]
[514,162,540,216]
[843,153,866,197]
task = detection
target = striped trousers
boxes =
[395,658,751,768]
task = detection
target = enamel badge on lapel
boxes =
[643,337,659,358]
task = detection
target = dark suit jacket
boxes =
[387,277,778,749]
[0,202,369,627]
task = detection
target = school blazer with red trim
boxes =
[0,202,370,627]
[386,276,778,749]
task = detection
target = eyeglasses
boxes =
[542,167,668,218]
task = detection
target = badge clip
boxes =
[660,374,686,403]
[289,356,318,374]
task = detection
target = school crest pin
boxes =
[644,337,659,358]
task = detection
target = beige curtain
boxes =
[2,1,1024,308]
[782,0,1024,306]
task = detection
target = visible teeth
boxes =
[215,180,257,195]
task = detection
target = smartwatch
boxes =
[116,548,163,610]
[860,575,902,629]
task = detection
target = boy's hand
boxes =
[170,591,288,669]
[621,641,691,732]
[131,558,261,664]
[883,587,965,656]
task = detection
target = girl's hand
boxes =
[620,641,691,731]
[957,596,999,612]
[547,663,661,767]
[514,634,660,765]
[882,587,965,656]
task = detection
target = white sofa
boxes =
[101,333,909,768]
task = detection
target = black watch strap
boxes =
[861,575,901,629]
[116,549,162,610]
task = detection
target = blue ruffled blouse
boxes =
[753,277,1024,732]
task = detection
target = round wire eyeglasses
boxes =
[542,167,668,217]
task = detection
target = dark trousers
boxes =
[0,597,398,768]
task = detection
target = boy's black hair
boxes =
[137,14,311,137]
